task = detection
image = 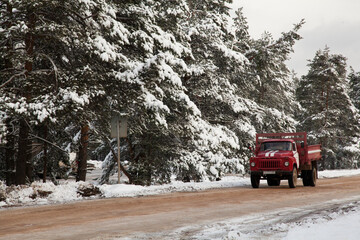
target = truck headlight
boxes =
[251,162,256,167]
[284,161,289,167]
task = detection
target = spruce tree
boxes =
[297,47,360,169]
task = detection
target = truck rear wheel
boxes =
[309,165,317,187]
[288,166,297,188]
[251,174,260,188]
[302,170,310,186]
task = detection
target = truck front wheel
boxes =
[288,166,297,188]
[251,174,260,188]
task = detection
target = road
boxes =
[1,175,360,240]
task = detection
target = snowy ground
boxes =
[1,163,360,208]
[145,198,360,240]
[1,162,360,239]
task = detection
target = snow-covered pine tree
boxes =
[349,68,360,111]
[98,0,247,184]
[0,2,15,185]
[168,0,253,181]
[0,0,131,184]
[222,10,304,173]
[296,47,360,169]
[243,20,304,134]
[96,0,207,185]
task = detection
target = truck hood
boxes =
[257,150,294,158]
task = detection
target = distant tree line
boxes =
[0,0,359,186]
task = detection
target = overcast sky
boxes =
[230,0,360,76]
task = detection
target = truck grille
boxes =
[260,160,281,169]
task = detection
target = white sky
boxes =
[230,0,360,76]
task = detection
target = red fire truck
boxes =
[249,132,321,188]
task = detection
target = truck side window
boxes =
[292,143,296,151]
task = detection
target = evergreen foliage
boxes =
[0,0,130,184]
[296,47,360,169]
[3,0,356,186]
[349,68,360,111]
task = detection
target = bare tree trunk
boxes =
[76,124,89,182]
[43,124,48,183]
[16,118,30,185]
[5,119,15,186]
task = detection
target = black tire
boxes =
[251,174,260,188]
[267,178,281,186]
[309,165,317,187]
[302,170,310,186]
[288,166,297,188]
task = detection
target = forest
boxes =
[0,0,359,186]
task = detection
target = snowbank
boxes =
[100,176,248,198]
[318,169,360,178]
[0,176,249,208]
[1,164,360,208]
[0,181,92,207]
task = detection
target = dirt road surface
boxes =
[1,175,360,240]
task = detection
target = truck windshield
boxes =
[260,141,292,151]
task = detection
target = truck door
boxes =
[292,142,299,168]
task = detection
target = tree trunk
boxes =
[16,118,30,185]
[43,124,48,183]
[15,9,36,185]
[76,124,89,182]
[5,118,15,186]
[4,4,16,186]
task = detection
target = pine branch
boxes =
[37,53,59,91]
[29,133,69,154]
[0,70,27,89]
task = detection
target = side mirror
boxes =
[248,145,256,155]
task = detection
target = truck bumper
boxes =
[251,170,293,179]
